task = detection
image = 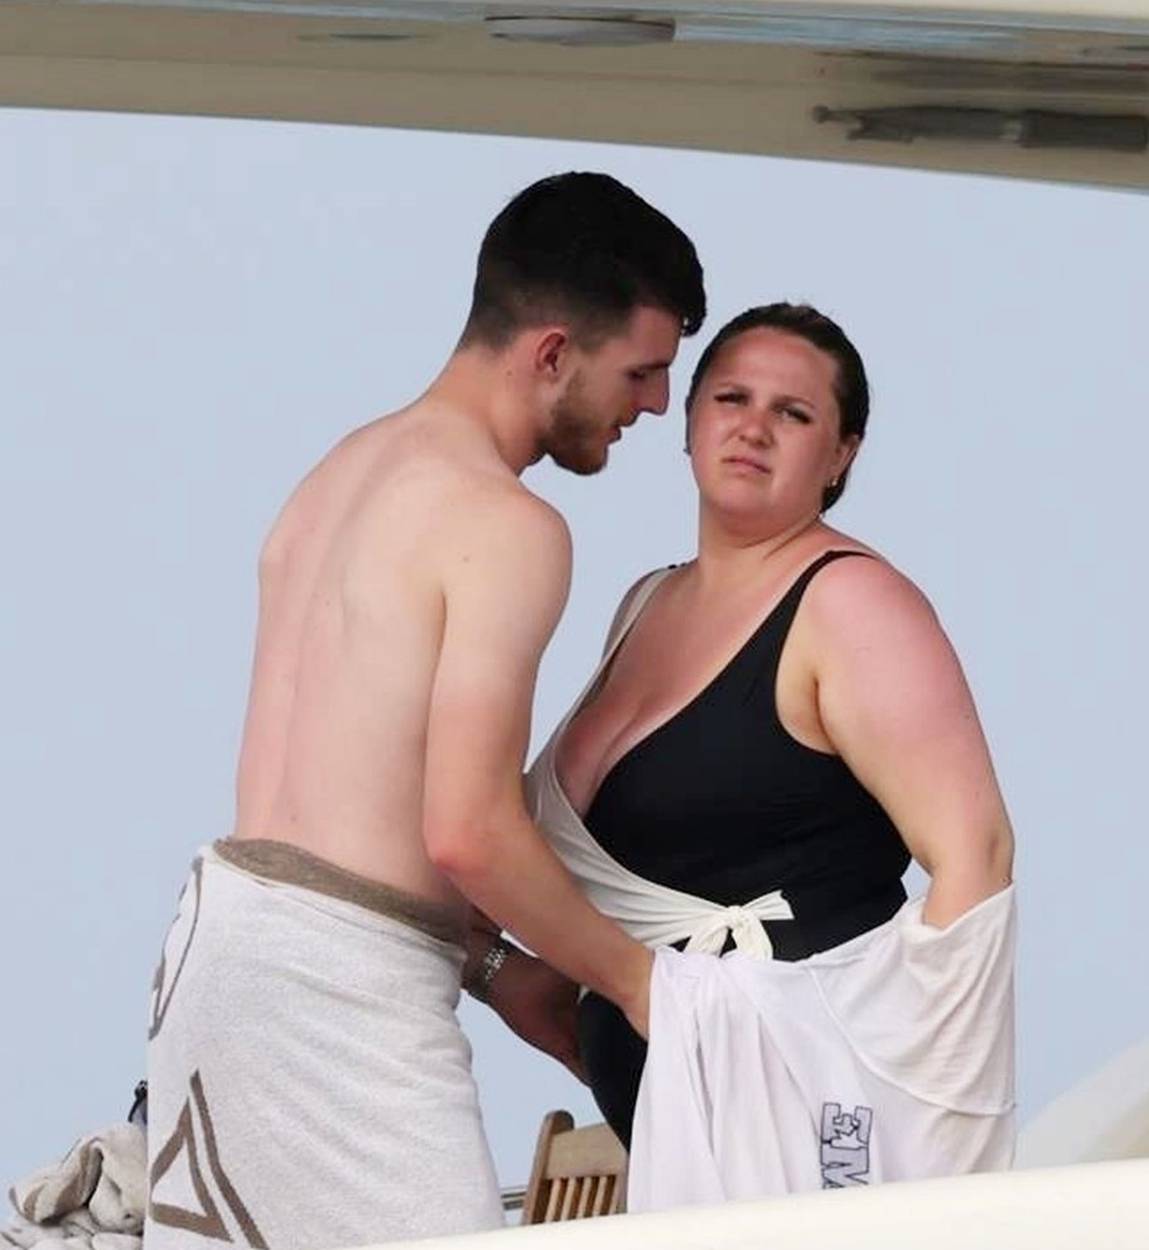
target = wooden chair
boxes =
[521,1110,628,1223]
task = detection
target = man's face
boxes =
[544,305,682,475]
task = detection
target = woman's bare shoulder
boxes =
[805,540,942,640]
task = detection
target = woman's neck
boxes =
[691,511,824,595]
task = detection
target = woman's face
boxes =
[688,327,859,532]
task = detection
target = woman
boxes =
[524,303,1015,1199]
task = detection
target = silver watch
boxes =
[468,936,511,1002]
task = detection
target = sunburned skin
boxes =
[234,408,516,922]
[231,304,684,974]
[554,529,872,819]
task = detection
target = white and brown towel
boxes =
[3,1123,146,1250]
[145,841,503,1250]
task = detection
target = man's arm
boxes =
[423,489,652,1034]
[463,919,585,1080]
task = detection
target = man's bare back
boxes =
[230,296,687,1012]
[233,405,536,918]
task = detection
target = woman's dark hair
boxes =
[460,172,706,350]
[686,303,869,512]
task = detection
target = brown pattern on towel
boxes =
[149,1071,267,1248]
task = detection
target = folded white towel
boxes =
[3,1124,145,1250]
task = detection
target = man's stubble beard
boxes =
[543,372,609,477]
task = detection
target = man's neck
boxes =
[426,347,542,476]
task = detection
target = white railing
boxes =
[498,1186,525,1217]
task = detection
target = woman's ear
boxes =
[832,433,861,482]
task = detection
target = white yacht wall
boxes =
[380,1160,1149,1250]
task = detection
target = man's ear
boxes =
[533,327,572,382]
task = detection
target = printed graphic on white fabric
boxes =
[149,857,203,1042]
[820,1102,873,1188]
[149,1070,268,1248]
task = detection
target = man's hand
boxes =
[486,948,586,1083]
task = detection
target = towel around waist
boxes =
[213,838,465,948]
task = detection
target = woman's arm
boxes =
[806,558,1014,928]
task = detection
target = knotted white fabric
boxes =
[683,902,788,958]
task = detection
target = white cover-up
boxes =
[630,888,1015,1209]
[525,569,1016,1212]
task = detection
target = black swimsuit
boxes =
[576,551,910,1146]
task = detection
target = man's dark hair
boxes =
[460,172,705,349]
[686,303,870,512]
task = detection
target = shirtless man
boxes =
[144,173,705,1250]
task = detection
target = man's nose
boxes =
[644,374,670,415]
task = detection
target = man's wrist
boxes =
[465,935,513,1003]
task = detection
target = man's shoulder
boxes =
[365,428,570,591]
[376,413,567,532]
[445,476,571,572]
[483,478,569,540]
[435,479,572,629]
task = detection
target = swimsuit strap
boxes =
[552,567,676,736]
[602,566,677,659]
